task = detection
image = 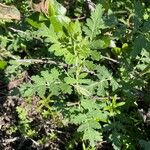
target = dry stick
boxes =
[15,57,119,76]
[102,56,120,64]
[0,137,20,143]
[113,10,128,15]
[71,15,86,21]
[29,138,40,147]
[93,96,121,100]
[8,27,28,35]
[16,59,67,67]
[15,59,96,74]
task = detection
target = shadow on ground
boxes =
[0,70,21,149]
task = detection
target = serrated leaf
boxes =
[110,131,121,150]
[74,85,91,97]
[96,65,119,95]
[83,128,103,147]
[90,39,106,49]
[131,35,147,57]
[110,78,119,91]
[90,50,101,61]
[50,83,60,95]
[85,60,96,70]
[53,0,67,16]
[77,120,101,132]
[81,99,99,111]
[97,80,108,96]
[21,83,34,97]
[88,120,101,130]
[142,20,150,32]
[64,76,77,84]
[31,76,46,97]
[59,83,72,94]
[83,4,105,41]
[65,52,75,64]
[41,70,53,82]
[134,1,144,19]
[78,73,88,79]
[71,113,87,124]
[38,24,58,43]
[50,43,63,56]
[87,109,108,122]
[68,21,82,35]
[51,68,60,79]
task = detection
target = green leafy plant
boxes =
[16,106,36,138]
[1,0,150,149]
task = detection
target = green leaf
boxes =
[85,60,96,71]
[0,60,7,69]
[50,15,70,32]
[83,128,102,147]
[53,0,67,16]
[116,102,125,107]
[50,43,62,56]
[139,140,150,150]
[134,1,144,19]
[90,50,101,61]
[87,109,108,122]
[78,73,88,79]
[142,20,150,32]
[47,0,70,29]
[131,35,147,57]
[71,113,87,124]
[90,36,110,50]
[83,4,105,41]
[26,12,43,29]
[81,99,99,111]
[96,65,119,95]
[59,83,72,94]
[74,85,91,97]
[64,76,77,84]
[110,78,119,91]
[97,80,108,96]
[90,39,106,49]
[31,75,46,97]
[38,24,58,43]
[68,21,82,35]
[48,0,55,16]
[77,120,101,132]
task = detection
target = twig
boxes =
[102,56,120,64]
[29,138,40,147]
[50,128,65,134]
[1,137,20,143]
[15,59,97,74]
[8,27,28,35]
[67,102,79,106]
[71,15,86,21]
[16,59,67,67]
[113,10,128,15]
[93,96,121,100]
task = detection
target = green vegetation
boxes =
[0,0,150,149]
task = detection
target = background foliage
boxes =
[0,0,150,149]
